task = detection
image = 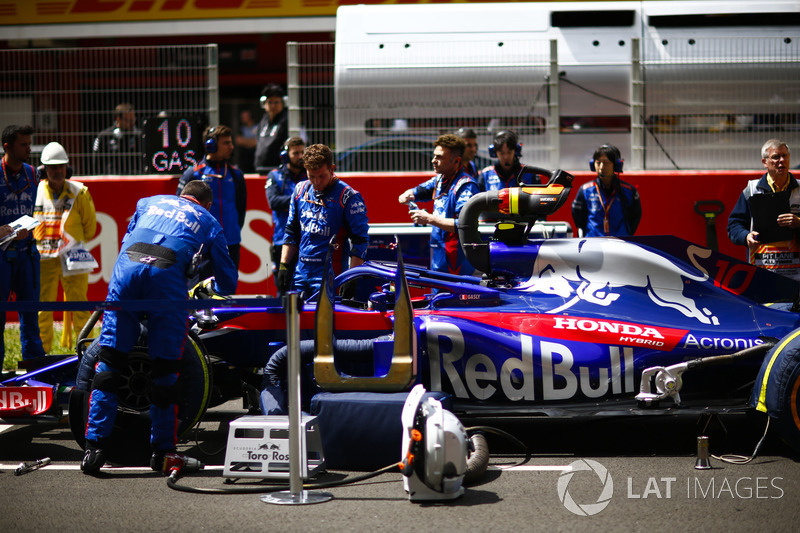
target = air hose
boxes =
[166,462,400,494]
[167,424,530,494]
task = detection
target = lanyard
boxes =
[303,176,338,207]
[2,158,33,195]
[434,171,458,201]
[203,162,227,226]
[180,194,202,206]
[594,182,617,235]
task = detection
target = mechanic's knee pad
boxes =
[150,358,181,379]
[91,370,121,393]
[98,346,128,369]
[150,382,180,409]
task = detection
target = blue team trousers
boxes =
[1,246,45,364]
[85,257,189,452]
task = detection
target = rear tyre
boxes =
[68,332,211,465]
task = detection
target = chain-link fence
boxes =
[4,39,797,173]
[640,36,800,170]
[0,45,218,175]
[289,40,557,171]
[290,36,799,171]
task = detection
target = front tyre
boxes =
[752,328,800,454]
[68,332,211,465]
[774,363,800,453]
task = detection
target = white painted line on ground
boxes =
[490,465,571,472]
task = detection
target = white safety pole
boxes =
[286,290,303,495]
[262,292,332,505]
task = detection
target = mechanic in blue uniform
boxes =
[398,134,479,275]
[456,127,479,180]
[477,130,533,191]
[571,144,642,237]
[727,139,800,280]
[81,181,238,475]
[265,136,306,294]
[277,143,370,299]
[177,125,246,273]
[1,125,46,368]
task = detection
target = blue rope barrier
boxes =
[0,297,284,313]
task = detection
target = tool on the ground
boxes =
[157,452,204,481]
[14,457,51,476]
[695,436,712,470]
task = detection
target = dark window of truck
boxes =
[649,13,800,27]
[551,11,635,27]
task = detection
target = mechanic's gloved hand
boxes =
[190,277,217,299]
[339,278,357,300]
[276,263,292,294]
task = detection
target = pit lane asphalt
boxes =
[2,400,799,533]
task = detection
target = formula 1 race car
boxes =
[4,167,800,462]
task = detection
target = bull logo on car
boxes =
[518,239,719,325]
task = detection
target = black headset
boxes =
[488,131,522,158]
[589,144,624,173]
[204,126,219,154]
[280,145,290,165]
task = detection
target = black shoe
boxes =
[81,440,106,475]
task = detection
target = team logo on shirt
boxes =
[349,200,366,215]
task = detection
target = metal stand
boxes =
[262,292,333,505]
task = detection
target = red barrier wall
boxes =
[345,169,758,261]
[12,170,760,310]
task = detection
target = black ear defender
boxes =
[488,130,522,158]
[204,126,218,154]
[280,146,290,165]
[589,144,624,173]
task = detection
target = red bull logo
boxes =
[519,239,719,325]
[425,323,636,402]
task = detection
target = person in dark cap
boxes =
[254,84,289,174]
[455,127,479,179]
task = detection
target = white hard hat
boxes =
[41,142,69,165]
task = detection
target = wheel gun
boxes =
[187,243,204,279]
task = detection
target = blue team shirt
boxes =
[265,164,307,247]
[413,168,479,275]
[284,178,370,276]
[179,161,245,245]
[120,195,238,295]
[0,160,38,248]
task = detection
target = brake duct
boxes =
[457,166,574,274]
